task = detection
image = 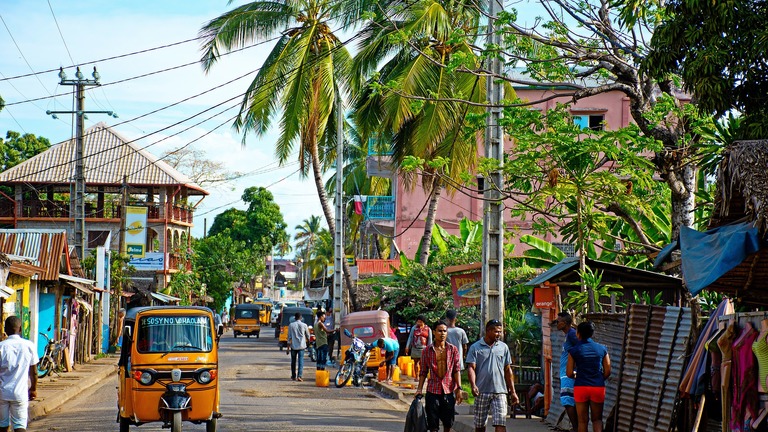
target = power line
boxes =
[0,35,207,82]
[0,14,56,100]
[46,0,76,65]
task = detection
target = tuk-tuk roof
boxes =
[125,305,213,321]
[340,310,390,327]
[280,307,315,325]
[235,303,264,310]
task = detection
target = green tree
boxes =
[645,0,768,138]
[192,234,264,311]
[0,131,50,172]
[208,187,288,256]
[200,0,357,307]
[352,0,502,265]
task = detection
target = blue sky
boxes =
[0,0,544,249]
[0,1,325,245]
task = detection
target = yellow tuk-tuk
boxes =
[340,310,391,370]
[254,301,272,326]
[117,306,220,432]
[278,306,315,350]
[232,303,262,338]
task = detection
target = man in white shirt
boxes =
[0,316,38,432]
[287,312,311,381]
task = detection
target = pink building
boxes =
[363,85,636,259]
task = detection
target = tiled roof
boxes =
[0,122,207,195]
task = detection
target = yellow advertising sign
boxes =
[124,206,147,258]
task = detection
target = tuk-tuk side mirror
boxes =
[124,325,132,340]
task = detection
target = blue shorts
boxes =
[387,349,399,365]
[560,376,575,407]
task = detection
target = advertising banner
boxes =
[450,271,482,307]
[129,252,165,271]
[124,206,148,258]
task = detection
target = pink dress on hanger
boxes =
[731,323,759,431]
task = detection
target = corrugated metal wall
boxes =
[614,305,692,432]
[546,313,626,430]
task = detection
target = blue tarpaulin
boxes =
[680,222,761,295]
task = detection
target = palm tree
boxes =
[295,215,324,285]
[200,0,358,307]
[352,0,499,265]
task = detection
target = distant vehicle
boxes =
[232,303,263,338]
[270,300,301,326]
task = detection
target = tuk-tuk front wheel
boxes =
[171,411,182,432]
[119,416,130,432]
[206,418,217,432]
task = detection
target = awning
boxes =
[59,274,96,295]
[151,292,181,304]
[0,285,15,299]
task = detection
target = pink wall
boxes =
[393,89,631,258]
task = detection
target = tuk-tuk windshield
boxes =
[137,315,213,353]
[235,307,261,319]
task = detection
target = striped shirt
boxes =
[419,343,461,394]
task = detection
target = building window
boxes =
[552,242,576,257]
[87,230,111,248]
[573,114,605,131]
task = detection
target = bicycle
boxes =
[38,332,65,378]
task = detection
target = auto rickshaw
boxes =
[232,303,262,338]
[254,301,272,326]
[278,306,315,350]
[340,310,391,370]
[117,306,220,432]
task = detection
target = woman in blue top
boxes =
[566,321,611,432]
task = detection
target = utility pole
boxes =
[48,67,117,260]
[481,0,505,328]
[333,93,344,327]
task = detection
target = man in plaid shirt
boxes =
[415,320,463,432]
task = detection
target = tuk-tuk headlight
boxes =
[132,370,154,385]
[197,369,217,384]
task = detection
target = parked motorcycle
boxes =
[38,331,65,378]
[334,329,372,387]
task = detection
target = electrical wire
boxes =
[46,0,75,65]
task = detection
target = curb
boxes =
[29,361,117,420]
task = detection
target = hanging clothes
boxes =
[731,322,759,431]
[718,322,737,432]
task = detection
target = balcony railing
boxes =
[367,138,394,156]
[2,200,193,224]
[364,196,395,220]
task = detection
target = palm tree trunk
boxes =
[418,177,443,266]
[309,143,358,311]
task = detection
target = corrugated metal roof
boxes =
[526,256,682,286]
[614,305,692,432]
[0,122,207,195]
[0,229,70,280]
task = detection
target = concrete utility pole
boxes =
[48,67,117,260]
[333,93,344,327]
[481,0,505,328]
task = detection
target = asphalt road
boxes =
[28,329,407,432]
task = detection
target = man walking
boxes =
[466,319,519,432]
[445,309,469,370]
[415,320,463,432]
[0,316,38,432]
[287,312,311,381]
[553,312,579,431]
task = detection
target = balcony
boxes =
[0,200,194,224]
[364,196,395,220]
[367,138,394,156]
